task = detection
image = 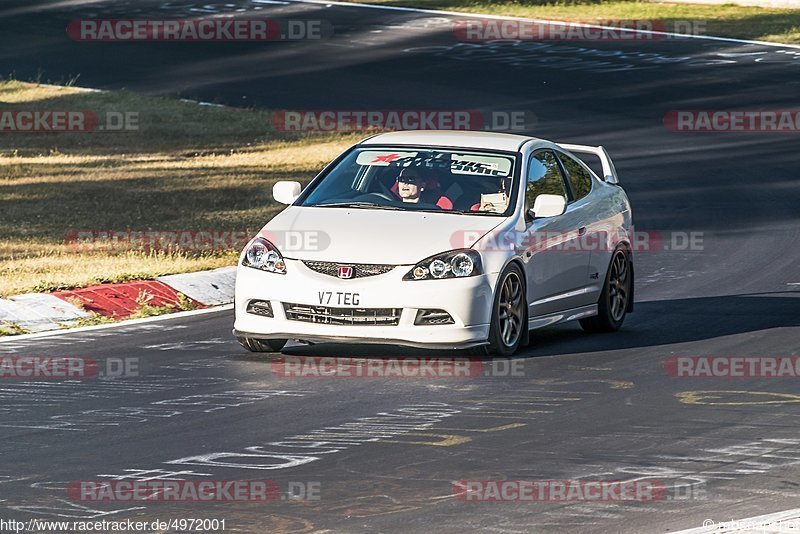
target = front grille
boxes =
[283,303,401,326]
[302,261,395,279]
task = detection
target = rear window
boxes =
[558,153,593,201]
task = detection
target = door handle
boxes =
[578,226,587,236]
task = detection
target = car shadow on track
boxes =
[522,292,800,358]
[233,292,800,361]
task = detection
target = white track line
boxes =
[672,508,800,532]
[289,0,800,49]
[0,304,233,343]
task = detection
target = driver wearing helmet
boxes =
[396,168,426,203]
[392,166,453,210]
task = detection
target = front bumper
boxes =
[233,259,495,349]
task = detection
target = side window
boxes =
[526,151,568,210]
[558,153,593,201]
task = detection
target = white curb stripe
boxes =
[289,0,800,50]
[0,266,237,338]
[1,293,88,333]
[157,266,237,306]
[0,297,67,333]
[11,293,89,321]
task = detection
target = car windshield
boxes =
[298,147,518,215]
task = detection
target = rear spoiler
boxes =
[558,143,619,185]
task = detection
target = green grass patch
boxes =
[0,323,29,336]
[128,291,198,319]
[65,312,117,329]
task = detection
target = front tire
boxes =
[488,264,527,357]
[237,336,288,352]
[580,248,631,333]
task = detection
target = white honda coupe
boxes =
[234,131,634,356]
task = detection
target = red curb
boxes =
[52,280,204,318]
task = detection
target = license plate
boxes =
[317,291,361,306]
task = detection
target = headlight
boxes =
[403,249,482,281]
[242,237,286,274]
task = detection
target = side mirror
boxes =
[530,194,566,219]
[273,181,302,205]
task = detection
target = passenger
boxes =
[472,176,512,212]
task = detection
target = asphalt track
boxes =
[1,1,800,532]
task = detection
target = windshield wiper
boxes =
[413,209,503,216]
[314,202,403,210]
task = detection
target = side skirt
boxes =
[528,304,598,331]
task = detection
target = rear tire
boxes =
[580,248,631,333]
[237,336,288,352]
[487,264,527,357]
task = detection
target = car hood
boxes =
[261,206,507,264]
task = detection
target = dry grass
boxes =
[0,80,360,296]
[341,0,800,43]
